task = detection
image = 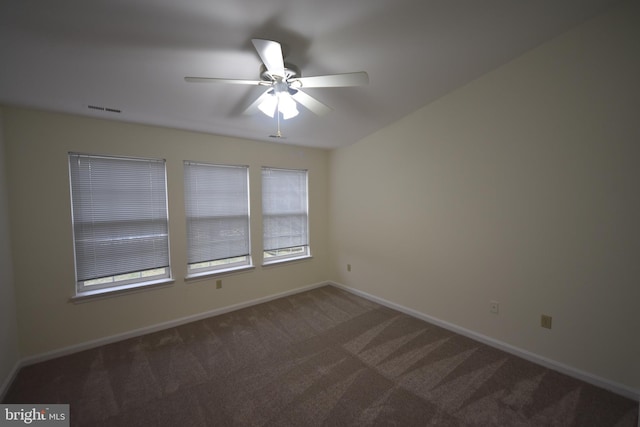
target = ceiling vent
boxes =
[87,105,121,113]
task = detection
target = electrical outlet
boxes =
[216,279,222,289]
[347,264,351,272]
[541,314,552,329]
[490,300,499,314]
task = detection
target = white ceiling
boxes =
[0,0,621,149]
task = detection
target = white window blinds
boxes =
[262,167,309,258]
[184,162,250,272]
[68,153,170,290]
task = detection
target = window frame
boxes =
[261,167,311,265]
[183,161,253,278]
[68,152,172,297]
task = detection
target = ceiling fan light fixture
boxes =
[258,93,278,117]
[258,91,299,120]
[278,93,299,120]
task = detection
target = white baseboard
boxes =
[20,281,329,368]
[329,282,640,403]
[0,359,21,402]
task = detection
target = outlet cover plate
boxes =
[541,314,552,329]
[490,301,499,314]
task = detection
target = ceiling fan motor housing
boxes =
[260,63,301,82]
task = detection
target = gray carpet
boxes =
[4,285,638,426]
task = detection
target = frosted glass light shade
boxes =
[258,92,299,120]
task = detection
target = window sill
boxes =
[262,255,313,267]
[185,265,255,282]
[70,278,175,303]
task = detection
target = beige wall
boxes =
[329,0,640,391]
[3,107,329,357]
[0,108,20,394]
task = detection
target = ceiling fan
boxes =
[184,39,369,122]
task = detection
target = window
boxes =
[68,153,171,295]
[184,162,251,275]
[262,167,309,263]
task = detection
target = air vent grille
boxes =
[87,105,122,113]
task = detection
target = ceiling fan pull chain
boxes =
[277,99,281,133]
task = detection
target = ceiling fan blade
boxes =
[291,89,332,116]
[293,71,369,88]
[184,77,263,85]
[251,39,286,78]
